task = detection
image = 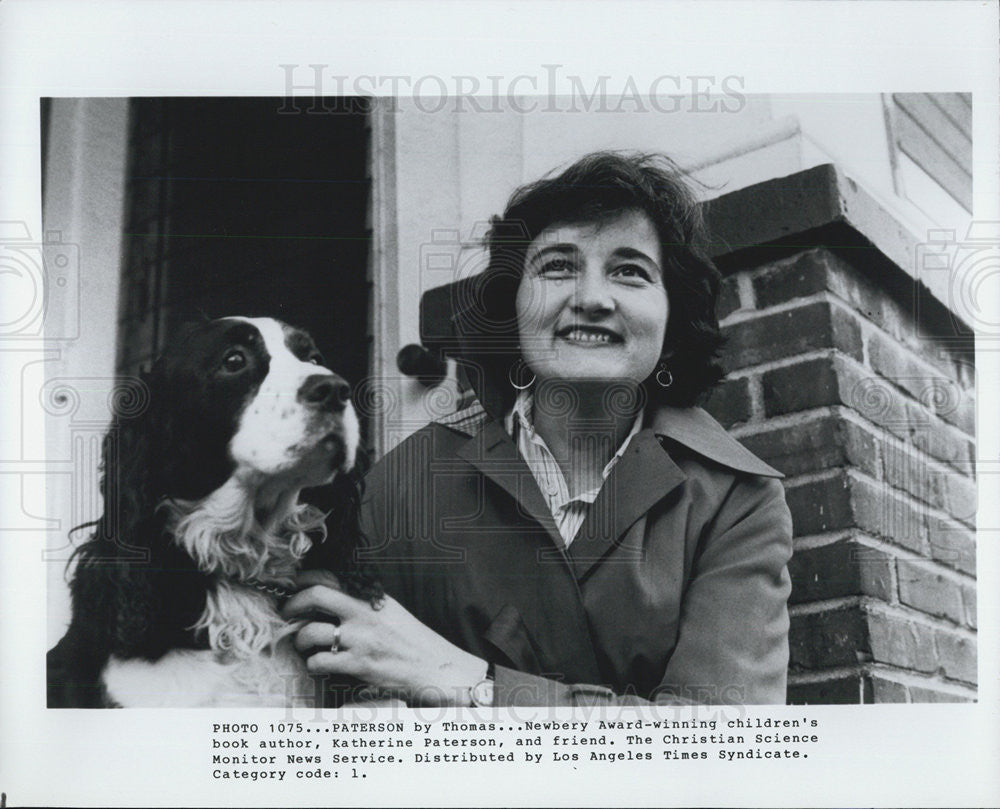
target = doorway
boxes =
[117,96,372,415]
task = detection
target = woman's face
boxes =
[515,209,669,388]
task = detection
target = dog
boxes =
[47,316,381,708]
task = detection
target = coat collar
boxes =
[437,397,782,480]
[439,397,782,579]
[647,406,783,479]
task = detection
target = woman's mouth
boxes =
[557,326,622,345]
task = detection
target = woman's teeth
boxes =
[563,329,613,343]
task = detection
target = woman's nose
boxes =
[571,269,614,314]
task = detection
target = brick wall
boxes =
[702,171,976,703]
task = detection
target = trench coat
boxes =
[357,400,793,706]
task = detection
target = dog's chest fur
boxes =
[101,644,312,708]
[101,584,314,708]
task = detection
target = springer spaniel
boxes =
[47,317,380,708]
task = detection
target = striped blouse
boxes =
[503,390,642,548]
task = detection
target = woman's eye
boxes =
[222,350,247,372]
[538,258,575,276]
[614,264,651,281]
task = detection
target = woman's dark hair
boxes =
[467,150,725,412]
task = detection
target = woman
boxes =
[284,151,793,706]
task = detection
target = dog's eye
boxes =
[309,354,323,366]
[222,350,247,373]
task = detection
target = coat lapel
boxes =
[567,429,686,580]
[650,406,784,478]
[447,403,781,583]
[452,419,604,679]
[454,418,568,553]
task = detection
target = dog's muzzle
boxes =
[299,373,351,413]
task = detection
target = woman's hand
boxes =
[282,571,488,707]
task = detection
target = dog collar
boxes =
[245,579,293,600]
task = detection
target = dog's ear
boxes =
[304,462,383,606]
[68,367,180,658]
[101,369,162,546]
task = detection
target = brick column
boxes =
[702,165,977,703]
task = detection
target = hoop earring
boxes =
[655,364,673,389]
[509,361,536,391]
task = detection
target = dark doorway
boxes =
[118,96,372,401]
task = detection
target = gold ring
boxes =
[330,624,342,654]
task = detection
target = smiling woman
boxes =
[511,210,671,505]
[516,210,669,388]
[286,152,793,706]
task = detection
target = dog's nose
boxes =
[299,374,351,412]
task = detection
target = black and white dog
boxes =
[47,317,380,708]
